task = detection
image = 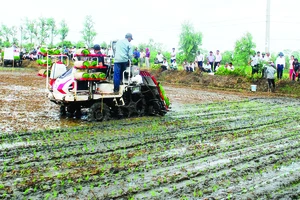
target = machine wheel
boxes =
[123,96,146,117]
[87,102,111,122]
[66,105,81,118]
[59,105,66,116]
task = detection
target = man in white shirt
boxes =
[161,58,169,71]
[156,51,164,63]
[214,50,222,72]
[228,62,234,70]
[249,52,258,75]
[170,48,176,63]
[195,51,204,71]
[207,51,215,71]
[139,49,145,67]
[170,59,177,70]
[275,52,285,79]
[203,61,212,73]
[264,52,271,62]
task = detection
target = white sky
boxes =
[1,0,299,53]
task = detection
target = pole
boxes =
[265,0,271,53]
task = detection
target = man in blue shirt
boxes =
[113,33,133,94]
[133,47,140,65]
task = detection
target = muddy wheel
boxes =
[87,102,111,122]
[66,105,81,118]
[59,105,66,116]
[124,96,146,117]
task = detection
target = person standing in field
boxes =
[113,33,133,94]
[170,48,176,63]
[139,49,145,67]
[133,47,140,65]
[289,55,295,80]
[195,51,204,71]
[145,48,150,68]
[249,52,258,75]
[207,51,215,72]
[214,50,222,72]
[275,52,285,80]
[266,62,276,92]
[293,58,300,81]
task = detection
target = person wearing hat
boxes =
[275,52,285,79]
[265,61,276,92]
[206,51,215,72]
[93,44,104,60]
[113,33,133,94]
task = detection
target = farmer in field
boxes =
[249,52,258,75]
[203,61,212,73]
[214,50,222,72]
[145,48,150,68]
[275,52,285,80]
[170,48,176,63]
[293,58,300,81]
[113,33,133,94]
[161,58,169,71]
[207,51,215,72]
[133,47,140,65]
[195,51,204,71]
[265,61,276,92]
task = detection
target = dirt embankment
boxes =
[151,69,300,97]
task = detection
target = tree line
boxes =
[1,17,295,68]
[0,15,97,50]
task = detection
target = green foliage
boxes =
[14,56,20,60]
[37,17,50,45]
[75,41,86,48]
[132,58,138,65]
[47,18,56,47]
[215,66,250,77]
[56,41,73,48]
[81,15,97,48]
[179,21,203,62]
[81,49,90,56]
[150,64,161,70]
[100,41,108,48]
[58,20,69,43]
[23,18,38,45]
[233,32,256,66]
[2,41,11,48]
[221,51,233,65]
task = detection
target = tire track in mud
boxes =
[1,98,300,199]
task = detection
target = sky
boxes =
[1,0,300,54]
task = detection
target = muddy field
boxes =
[0,69,300,199]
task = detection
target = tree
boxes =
[56,40,72,48]
[178,21,203,62]
[75,41,86,48]
[37,17,49,45]
[23,18,38,46]
[1,24,13,42]
[100,41,107,48]
[233,32,256,66]
[81,15,97,48]
[47,18,57,47]
[221,50,234,65]
[58,19,69,44]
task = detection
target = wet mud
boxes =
[0,69,300,199]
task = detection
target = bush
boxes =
[150,64,161,70]
[215,66,250,77]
